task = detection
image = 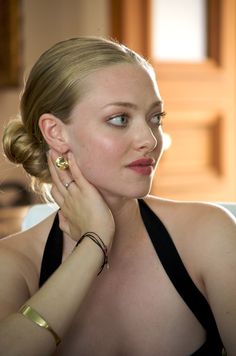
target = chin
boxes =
[131,188,152,199]
[88,173,153,200]
[100,184,152,201]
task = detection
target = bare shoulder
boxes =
[145,194,236,239]
[144,194,236,286]
[0,212,56,318]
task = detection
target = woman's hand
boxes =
[48,149,115,248]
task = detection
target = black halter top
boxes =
[39,199,225,355]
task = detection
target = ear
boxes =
[39,114,70,154]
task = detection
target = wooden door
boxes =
[110,0,236,201]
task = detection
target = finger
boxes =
[50,184,64,207]
[48,150,73,195]
[67,152,87,187]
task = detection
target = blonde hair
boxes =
[2,37,155,197]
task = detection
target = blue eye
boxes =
[150,111,166,126]
[108,114,128,127]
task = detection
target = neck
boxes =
[99,195,147,267]
[99,193,145,242]
[99,192,137,220]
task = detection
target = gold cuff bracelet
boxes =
[19,304,61,346]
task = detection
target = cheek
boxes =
[73,134,123,174]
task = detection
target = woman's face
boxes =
[66,63,164,200]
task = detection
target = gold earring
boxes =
[55,156,69,170]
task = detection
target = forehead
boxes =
[80,63,160,102]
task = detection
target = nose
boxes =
[134,121,159,153]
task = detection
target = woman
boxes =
[0,37,235,355]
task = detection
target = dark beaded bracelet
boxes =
[75,232,109,275]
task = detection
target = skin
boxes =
[0,63,235,356]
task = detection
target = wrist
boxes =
[79,228,114,251]
[75,232,109,275]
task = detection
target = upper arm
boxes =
[200,206,236,354]
[0,247,31,319]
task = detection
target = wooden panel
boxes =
[152,111,230,200]
[159,111,223,175]
[150,0,236,201]
[110,0,149,56]
[0,0,21,86]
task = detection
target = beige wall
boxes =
[0,0,110,197]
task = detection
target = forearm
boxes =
[0,237,106,355]
[29,237,104,335]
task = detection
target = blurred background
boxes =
[0,0,236,224]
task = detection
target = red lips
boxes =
[126,158,155,176]
[127,158,155,167]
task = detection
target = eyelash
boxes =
[107,113,129,127]
[151,111,166,126]
[107,111,166,128]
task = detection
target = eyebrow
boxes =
[102,100,163,110]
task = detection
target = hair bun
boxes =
[2,119,49,182]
